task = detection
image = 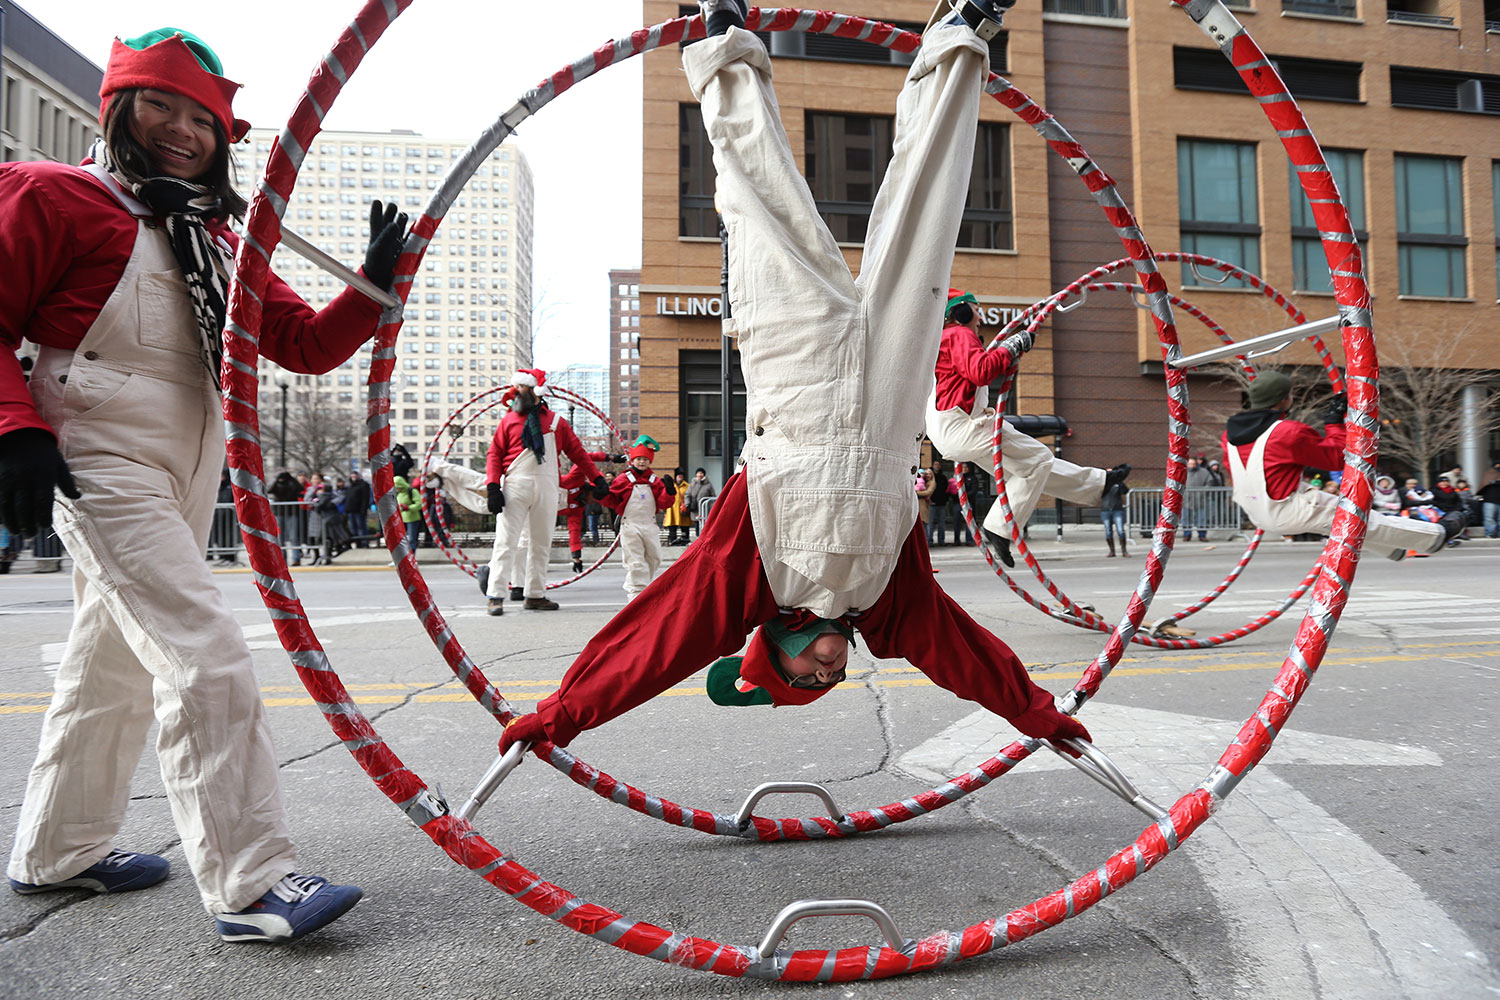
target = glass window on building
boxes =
[1394,154,1466,298]
[958,123,1013,251]
[805,112,894,243]
[1177,139,1260,288]
[1493,161,1499,297]
[1289,148,1366,293]
[678,104,718,238]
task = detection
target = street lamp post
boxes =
[277,380,289,470]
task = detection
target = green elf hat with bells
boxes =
[100,28,250,142]
[944,288,978,319]
[706,617,857,708]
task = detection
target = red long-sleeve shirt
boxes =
[484,407,600,483]
[0,159,384,439]
[524,472,1084,749]
[1222,418,1346,501]
[932,322,1017,413]
[601,468,672,513]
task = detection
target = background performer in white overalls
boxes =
[1222,371,1451,560]
[499,0,1089,756]
[483,369,607,614]
[603,441,674,599]
[926,288,1129,566]
[0,28,404,942]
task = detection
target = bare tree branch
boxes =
[264,389,360,478]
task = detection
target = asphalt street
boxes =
[1,533,1496,999]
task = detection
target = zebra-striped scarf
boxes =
[91,137,230,392]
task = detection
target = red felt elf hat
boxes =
[100,28,250,142]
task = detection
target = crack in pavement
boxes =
[957,796,1213,997]
[1,676,453,945]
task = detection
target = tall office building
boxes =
[640,0,1499,484]
[0,2,103,164]
[549,363,614,452]
[238,128,534,473]
[608,269,642,443]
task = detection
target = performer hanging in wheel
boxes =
[483,369,608,613]
[602,438,675,600]
[0,28,397,941]
[925,289,1129,567]
[499,0,1089,754]
[1221,371,1453,560]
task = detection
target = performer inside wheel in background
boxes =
[482,369,609,614]
[925,288,1129,567]
[0,27,395,942]
[500,0,1089,756]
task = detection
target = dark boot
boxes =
[486,598,505,616]
[524,596,560,611]
[509,585,525,602]
[1120,536,1130,558]
[982,528,1015,568]
[1106,538,1116,558]
[571,550,584,574]
[476,565,490,597]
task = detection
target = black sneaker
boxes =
[1104,463,1132,491]
[982,528,1015,568]
[509,586,525,602]
[699,0,747,35]
[928,0,1013,39]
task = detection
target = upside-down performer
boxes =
[925,288,1129,567]
[483,369,608,613]
[0,28,390,941]
[1222,371,1453,560]
[500,0,1089,755]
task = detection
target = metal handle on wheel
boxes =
[1047,738,1169,821]
[734,781,844,828]
[757,899,905,957]
[453,740,529,822]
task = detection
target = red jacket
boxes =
[932,321,1017,413]
[484,407,600,483]
[602,468,672,513]
[0,159,384,439]
[559,452,609,513]
[1222,415,1346,501]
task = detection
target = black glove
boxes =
[0,428,81,537]
[609,453,627,464]
[589,476,611,500]
[1322,392,1348,425]
[998,328,1036,361]
[363,200,409,292]
[486,482,505,514]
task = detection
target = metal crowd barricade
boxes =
[1128,486,1248,540]
[207,499,345,562]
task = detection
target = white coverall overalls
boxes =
[9,176,295,914]
[486,427,558,600]
[429,455,525,587]
[1227,421,1445,558]
[619,475,663,599]
[688,23,989,618]
[925,383,1106,537]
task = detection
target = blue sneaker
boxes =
[214,873,362,943]
[9,850,170,895]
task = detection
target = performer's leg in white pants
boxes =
[1260,488,1446,558]
[9,375,294,914]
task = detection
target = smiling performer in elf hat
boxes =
[0,28,409,943]
[499,0,1089,757]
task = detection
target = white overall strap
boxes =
[81,163,152,217]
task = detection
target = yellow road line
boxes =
[6,645,1499,716]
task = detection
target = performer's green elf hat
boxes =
[945,287,978,318]
[705,618,857,708]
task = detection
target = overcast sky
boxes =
[19,0,647,374]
